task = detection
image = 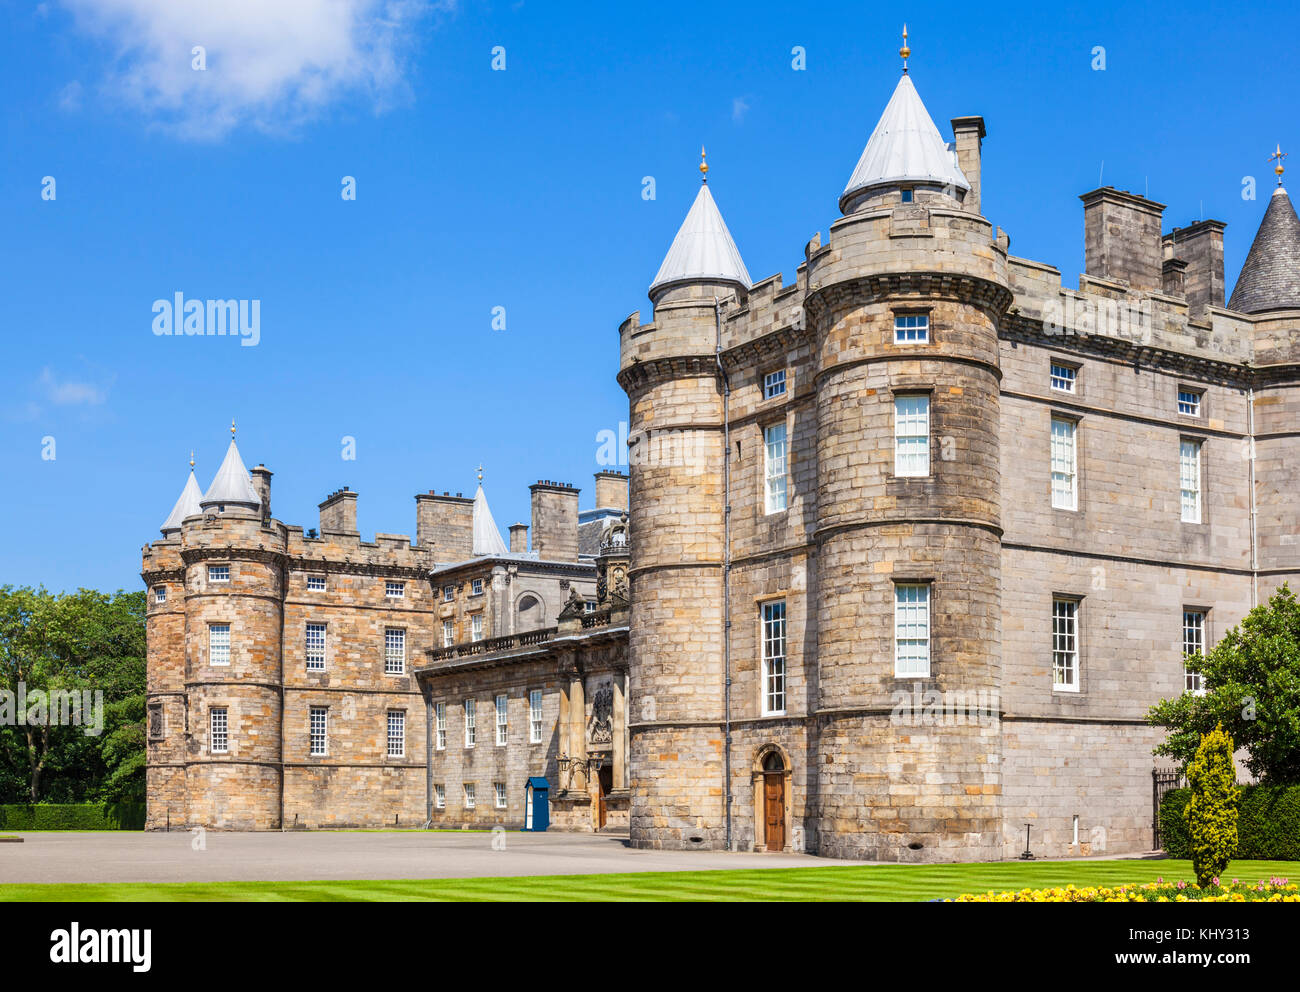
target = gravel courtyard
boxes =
[0,830,860,885]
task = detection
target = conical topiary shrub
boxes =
[1184,723,1239,887]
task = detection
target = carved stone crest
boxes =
[588,684,614,744]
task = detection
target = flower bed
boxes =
[953,876,1298,902]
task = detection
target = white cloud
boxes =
[39,367,111,406]
[60,0,453,139]
[58,80,83,111]
[731,96,750,124]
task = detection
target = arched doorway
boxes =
[762,752,785,851]
[751,745,791,852]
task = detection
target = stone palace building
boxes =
[143,45,1300,860]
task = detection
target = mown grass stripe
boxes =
[2,859,1293,902]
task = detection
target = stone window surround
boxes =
[1179,435,1210,527]
[1176,383,1206,420]
[1049,410,1084,513]
[386,708,406,759]
[761,418,789,515]
[761,366,788,401]
[305,620,327,671]
[891,307,933,345]
[309,705,329,756]
[210,705,229,754]
[208,621,231,667]
[890,386,933,480]
[384,626,407,675]
[892,576,934,678]
[1051,593,1087,694]
[1183,606,1211,696]
[1049,355,1083,399]
[757,595,788,717]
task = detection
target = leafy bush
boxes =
[0,802,144,830]
[1162,784,1300,861]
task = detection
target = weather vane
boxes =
[1270,144,1287,185]
[477,464,483,482]
[700,146,708,183]
[900,24,910,74]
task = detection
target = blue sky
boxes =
[1,0,1295,593]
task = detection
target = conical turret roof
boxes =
[650,180,751,296]
[160,469,202,535]
[1229,186,1300,314]
[841,73,969,211]
[200,438,261,510]
[472,484,508,556]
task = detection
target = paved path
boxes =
[0,831,866,885]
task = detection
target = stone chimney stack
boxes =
[508,522,528,553]
[1162,219,1226,315]
[1081,187,1167,292]
[250,465,272,526]
[318,487,358,535]
[415,491,473,559]
[1162,257,1188,297]
[950,116,985,214]
[593,470,629,512]
[530,481,579,561]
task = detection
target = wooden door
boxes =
[764,773,785,851]
[598,766,613,829]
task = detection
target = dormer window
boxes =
[900,188,914,203]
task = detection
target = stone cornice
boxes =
[804,272,1014,322]
[1001,311,1300,386]
[141,567,184,585]
[617,354,719,394]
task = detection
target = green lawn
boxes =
[2,859,1294,902]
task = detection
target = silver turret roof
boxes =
[199,438,261,510]
[160,469,203,535]
[472,483,508,556]
[650,180,751,296]
[841,73,969,210]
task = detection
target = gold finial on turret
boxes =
[230,419,237,439]
[189,450,195,469]
[900,23,910,73]
[700,146,708,182]
[477,464,483,482]
[1270,143,1288,185]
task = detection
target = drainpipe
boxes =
[423,683,434,829]
[716,296,734,852]
[1248,388,1258,608]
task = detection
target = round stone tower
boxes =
[618,156,751,849]
[182,430,285,830]
[142,460,200,829]
[805,68,1011,860]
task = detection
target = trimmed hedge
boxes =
[0,803,144,831]
[1160,785,1300,860]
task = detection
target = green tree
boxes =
[1148,584,1300,783]
[0,585,145,802]
[1185,724,1239,886]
